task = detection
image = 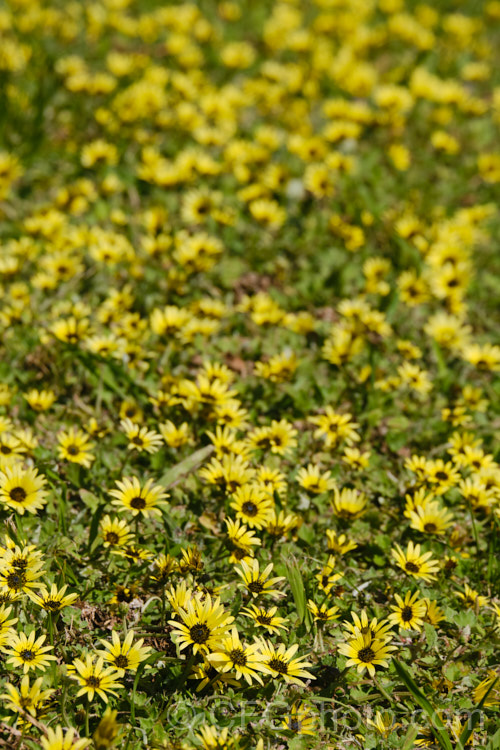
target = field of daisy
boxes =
[1,0,500,748]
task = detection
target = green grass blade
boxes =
[457,676,499,750]
[158,445,214,489]
[285,559,307,624]
[393,659,453,750]
[485,726,500,750]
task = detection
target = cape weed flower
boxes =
[69,655,123,702]
[41,727,89,750]
[388,590,427,631]
[109,476,168,517]
[257,639,315,685]
[27,583,78,612]
[0,465,48,514]
[96,630,151,676]
[168,594,234,655]
[241,604,289,634]
[392,542,440,582]
[207,626,267,685]
[57,427,95,468]
[4,630,57,673]
[338,633,396,678]
[119,419,163,454]
[1,675,54,717]
[235,558,285,599]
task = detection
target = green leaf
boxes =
[158,445,214,489]
[424,623,437,650]
[297,524,315,545]
[61,561,79,586]
[131,652,163,726]
[288,737,311,750]
[284,559,307,625]
[79,489,100,511]
[457,676,499,750]
[88,503,106,552]
[401,726,419,750]
[485,726,500,750]
[393,659,453,750]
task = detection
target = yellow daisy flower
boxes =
[4,629,57,673]
[388,590,427,631]
[69,655,123,702]
[235,558,286,599]
[96,630,151,676]
[207,626,267,685]
[109,476,169,517]
[27,583,78,612]
[257,638,315,686]
[0,465,48,515]
[168,594,234,655]
[119,418,163,454]
[1,674,54,717]
[41,726,89,750]
[57,427,95,468]
[392,541,440,582]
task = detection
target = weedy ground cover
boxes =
[0,0,500,748]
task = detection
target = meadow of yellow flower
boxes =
[0,0,500,748]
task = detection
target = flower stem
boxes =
[374,675,393,703]
[48,612,54,646]
[176,650,196,691]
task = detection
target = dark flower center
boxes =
[242,501,257,516]
[20,649,36,661]
[401,606,413,622]
[10,487,27,503]
[86,676,101,687]
[196,201,210,215]
[357,646,376,663]
[257,614,272,625]
[229,648,247,667]
[435,471,448,481]
[123,548,142,559]
[106,532,119,544]
[267,657,288,674]
[405,561,420,573]
[248,580,264,594]
[44,599,62,611]
[130,496,146,510]
[256,437,272,449]
[6,571,24,589]
[114,655,129,669]
[190,623,211,644]
[67,444,80,456]
[424,522,437,533]
[116,588,133,602]
[289,719,301,732]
